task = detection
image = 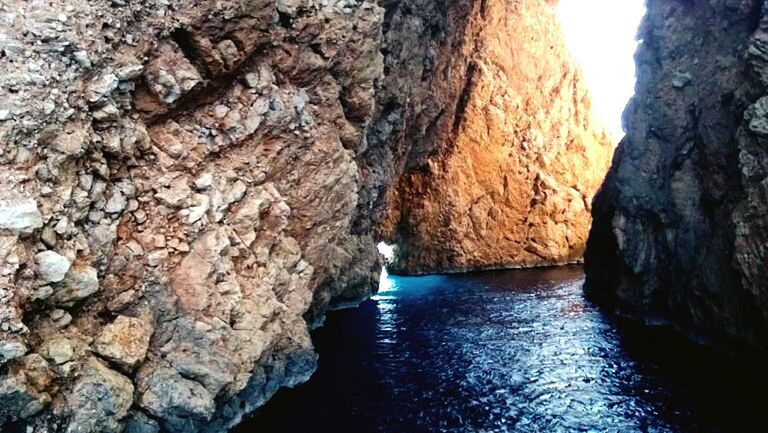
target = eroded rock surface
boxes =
[377,0,614,274]
[0,0,381,430]
[585,0,768,355]
[0,0,613,431]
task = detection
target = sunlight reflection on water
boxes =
[239,266,766,433]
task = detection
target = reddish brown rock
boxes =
[379,0,614,274]
[93,315,153,370]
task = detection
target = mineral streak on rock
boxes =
[0,0,611,431]
[585,0,768,355]
[374,0,614,275]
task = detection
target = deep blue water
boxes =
[236,265,764,433]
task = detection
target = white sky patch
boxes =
[557,0,646,138]
[377,242,395,262]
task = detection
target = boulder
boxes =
[35,250,71,284]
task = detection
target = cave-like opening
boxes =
[557,0,646,139]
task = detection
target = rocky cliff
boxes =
[585,0,768,355]
[0,0,612,431]
[379,0,614,275]
[0,0,386,431]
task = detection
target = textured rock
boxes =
[93,315,153,370]
[34,251,71,284]
[63,357,134,433]
[124,411,160,433]
[0,0,615,431]
[585,0,768,355]
[0,365,51,423]
[0,199,43,234]
[39,337,76,365]
[136,366,216,432]
[0,0,379,429]
[0,340,27,365]
[50,264,99,306]
[378,0,613,274]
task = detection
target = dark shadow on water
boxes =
[235,265,767,433]
[606,320,768,433]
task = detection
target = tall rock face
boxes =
[0,0,387,431]
[585,0,768,355]
[378,0,614,275]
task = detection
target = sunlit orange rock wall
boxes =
[382,0,614,274]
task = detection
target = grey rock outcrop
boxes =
[0,0,383,430]
[585,0,768,355]
[0,0,425,427]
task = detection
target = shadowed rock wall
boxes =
[585,0,768,355]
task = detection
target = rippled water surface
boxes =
[237,266,765,433]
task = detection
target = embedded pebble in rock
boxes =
[144,42,203,104]
[34,251,71,284]
[73,50,92,67]
[93,316,153,370]
[104,191,127,214]
[17,354,53,392]
[86,73,119,103]
[155,178,192,208]
[194,173,214,190]
[185,194,210,224]
[0,199,43,234]
[115,63,144,81]
[51,264,99,306]
[0,340,28,365]
[49,125,89,156]
[33,285,53,301]
[39,338,75,365]
[146,249,169,266]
